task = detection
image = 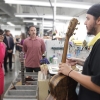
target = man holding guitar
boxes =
[59,4,100,100]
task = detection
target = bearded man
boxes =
[59,4,100,100]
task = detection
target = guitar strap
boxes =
[88,32,100,46]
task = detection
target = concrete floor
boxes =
[4,51,21,93]
[4,49,90,93]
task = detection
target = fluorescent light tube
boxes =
[43,27,52,30]
[4,0,51,6]
[15,14,75,20]
[23,20,40,23]
[7,22,15,26]
[56,3,91,9]
[4,0,91,9]
[33,18,37,20]
[23,20,52,23]
[15,14,42,18]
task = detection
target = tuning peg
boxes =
[78,22,80,24]
[73,33,76,35]
[75,28,78,30]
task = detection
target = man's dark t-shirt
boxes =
[78,39,100,100]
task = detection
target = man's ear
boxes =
[96,17,100,25]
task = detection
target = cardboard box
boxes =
[38,71,49,100]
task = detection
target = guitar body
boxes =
[47,18,79,100]
[48,75,78,100]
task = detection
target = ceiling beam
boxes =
[0,3,22,24]
[0,17,23,24]
[4,0,92,9]
[0,3,15,17]
[15,14,77,20]
[0,0,4,3]
[0,12,6,14]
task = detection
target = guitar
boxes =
[19,51,25,85]
[46,18,79,100]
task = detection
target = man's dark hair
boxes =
[5,30,10,33]
[0,29,4,35]
[28,26,36,31]
[87,4,100,19]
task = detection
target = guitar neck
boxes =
[21,61,25,85]
[61,36,69,63]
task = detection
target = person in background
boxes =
[58,4,100,100]
[0,29,6,100]
[40,54,50,65]
[17,33,26,52]
[3,30,14,72]
[15,38,20,51]
[81,40,87,51]
[23,26,45,72]
[17,33,26,71]
[10,33,13,38]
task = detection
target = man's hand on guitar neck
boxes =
[67,57,85,66]
[58,62,72,76]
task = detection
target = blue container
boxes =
[67,53,71,58]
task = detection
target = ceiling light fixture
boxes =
[32,18,37,20]
[23,20,52,23]
[4,0,92,9]
[15,14,76,20]
[7,22,15,26]
[43,27,52,30]
[33,22,37,25]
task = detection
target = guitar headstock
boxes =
[66,18,79,39]
[19,51,25,62]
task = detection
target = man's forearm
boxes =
[77,59,85,66]
[69,71,100,94]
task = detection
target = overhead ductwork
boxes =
[0,1,22,24]
[0,3,15,17]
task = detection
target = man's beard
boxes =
[87,27,96,35]
[30,33,36,37]
[6,34,9,36]
[87,23,96,36]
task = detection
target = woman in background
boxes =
[0,29,6,100]
[17,33,26,51]
[16,33,26,71]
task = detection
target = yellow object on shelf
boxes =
[73,40,83,46]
